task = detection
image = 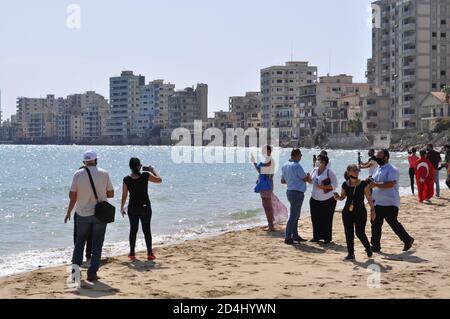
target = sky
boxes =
[0,0,374,119]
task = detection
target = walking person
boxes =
[415,150,435,203]
[359,149,379,178]
[252,145,276,232]
[308,155,338,244]
[281,149,310,245]
[65,150,114,282]
[334,165,376,260]
[407,148,419,195]
[369,150,415,253]
[426,144,442,198]
[120,158,162,261]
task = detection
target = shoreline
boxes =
[1,191,449,298]
[0,182,447,279]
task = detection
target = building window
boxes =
[432,45,437,50]
[441,33,446,38]
[441,71,446,76]
[432,32,437,37]
[432,83,437,89]
[441,20,447,25]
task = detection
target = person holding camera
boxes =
[308,155,338,244]
[120,158,162,261]
[334,165,375,261]
[359,149,379,178]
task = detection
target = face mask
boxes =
[375,158,386,166]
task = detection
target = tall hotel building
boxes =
[107,71,145,139]
[367,0,450,131]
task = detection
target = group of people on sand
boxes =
[407,144,450,203]
[64,151,161,282]
[252,146,415,261]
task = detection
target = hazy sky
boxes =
[0,0,373,119]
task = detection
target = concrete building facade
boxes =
[368,0,450,131]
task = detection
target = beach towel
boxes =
[271,193,288,223]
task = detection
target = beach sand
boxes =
[1,190,449,299]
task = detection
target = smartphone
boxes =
[142,166,151,172]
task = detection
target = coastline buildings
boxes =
[133,80,175,138]
[299,74,375,137]
[229,92,262,129]
[15,92,110,143]
[420,91,450,131]
[107,71,145,139]
[368,0,450,131]
[167,84,208,130]
[261,61,318,140]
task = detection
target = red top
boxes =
[408,154,419,168]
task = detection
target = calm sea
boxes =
[0,145,437,277]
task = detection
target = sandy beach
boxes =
[0,190,449,299]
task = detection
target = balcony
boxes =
[403,35,416,44]
[403,23,416,32]
[403,48,416,56]
[402,74,416,82]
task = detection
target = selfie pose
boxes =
[121,158,162,261]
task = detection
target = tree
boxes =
[442,85,450,104]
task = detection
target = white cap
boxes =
[83,150,98,162]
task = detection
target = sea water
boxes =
[0,145,442,277]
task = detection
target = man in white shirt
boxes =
[65,150,114,282]
[360,149,379,178]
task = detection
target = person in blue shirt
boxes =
[281,149,311,245]
[369,149,415,253]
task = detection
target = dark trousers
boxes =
[342,207,371,255]
[371,206,412,251]
[409,168,415,195]
[128,207,153,256]
[446,175,450,190]
[310,197,336,242]
[73,213,93,259]
[72,215,107,276]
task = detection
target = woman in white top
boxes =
[308,155,338,244]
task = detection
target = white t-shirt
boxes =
[70,166,114,217]
[310,167,338,201]
[368,159,379,177]
[260,156,276,175]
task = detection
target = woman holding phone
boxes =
[308,155,338,244]
[334,164,375,261]
[120,158,162,261]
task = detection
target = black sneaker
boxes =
[345,254,355,261]
[366,248,373,258]
[293,237,308,243]
[403,238,415,252]
[284,239,295,245]
[310,238,319,243]
[372,247,381,253]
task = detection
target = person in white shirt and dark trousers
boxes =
[307,155,338,244]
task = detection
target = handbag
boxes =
[321,169,333,194]
[85,167,116,224]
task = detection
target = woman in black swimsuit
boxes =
[120,158,162,261]
[334,164,376,261]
